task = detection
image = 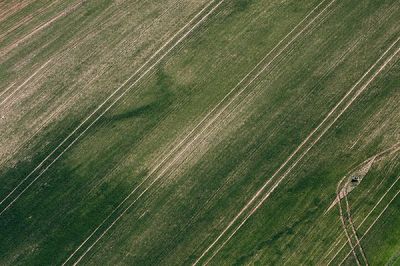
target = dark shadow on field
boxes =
[0,67,187,264]
[0,150,145,265]
[0,67,178,213]
[102,68,175,123]
[108,102,164,122]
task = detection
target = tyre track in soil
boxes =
[150,1,351,261]
[329,157,376,265]
[193,33,400,266]
[326,172,400,264]
[60,0,340,264]
[345,193,369,265]
[0,59,52,107]
[0,0,32,25]
[338,185,400,265]
[0,0,182,165]
[0,0,63,41]
[0,0,220,214]
[321,148,400,264]
[279,4,400,261]
[279,33,368,266]
[336,176,362,265]
[0,0,84,58]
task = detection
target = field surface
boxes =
[0,0,399,265]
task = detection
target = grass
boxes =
[0,0,399,265]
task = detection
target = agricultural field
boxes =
[0,0,399,265]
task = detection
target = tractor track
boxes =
[193,32,400,266]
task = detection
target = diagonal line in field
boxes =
[338,185,400,265]
[116,0,335,217]
[331,158,374,266]
[327,174,400,265]
[0,59,52,107]
[60,0,339,264]
[0,1,84,58]
[337,177,362,265]
[104,0,345,258]
[0,1,32,25]
[0,0,222,215]
[0,0,65,41]
[319,143,400,264]
[0,0,182,167]
[195,36,400,266]
[0,82,15,99]
[345,193,369,265]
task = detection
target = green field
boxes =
[0,0,399,265]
